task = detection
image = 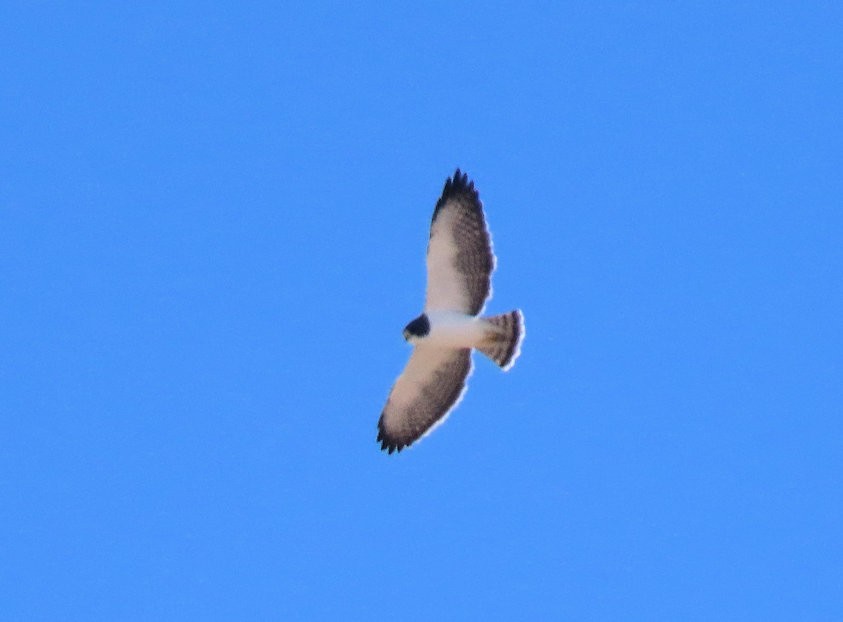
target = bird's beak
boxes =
[402,330,410,341]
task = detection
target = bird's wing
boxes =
[377,345,472,453]
[424,170,495,315]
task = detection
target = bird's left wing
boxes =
[377,345,472,453]
[424,170,495,315]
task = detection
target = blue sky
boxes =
[2,3,841,620]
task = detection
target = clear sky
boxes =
[2,3,841,620]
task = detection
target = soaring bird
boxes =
[377,169,524,453]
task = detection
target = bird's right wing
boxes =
[377,345,472,453]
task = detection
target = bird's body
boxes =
[377,169,524,453]
[406,311,487,349]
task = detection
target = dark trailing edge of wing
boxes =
[432,168,482,222]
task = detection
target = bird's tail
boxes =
[477,310,524,370]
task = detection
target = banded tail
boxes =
[477,310,524,370]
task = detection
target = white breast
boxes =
[424,311,487,349]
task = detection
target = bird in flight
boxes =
[377,169,524,453]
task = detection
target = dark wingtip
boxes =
[377,417,405,454]
[433,168,479,221]
[444,168,472,196]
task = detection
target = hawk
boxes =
[377,169,525,453]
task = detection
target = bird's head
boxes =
[403,313,430,342]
